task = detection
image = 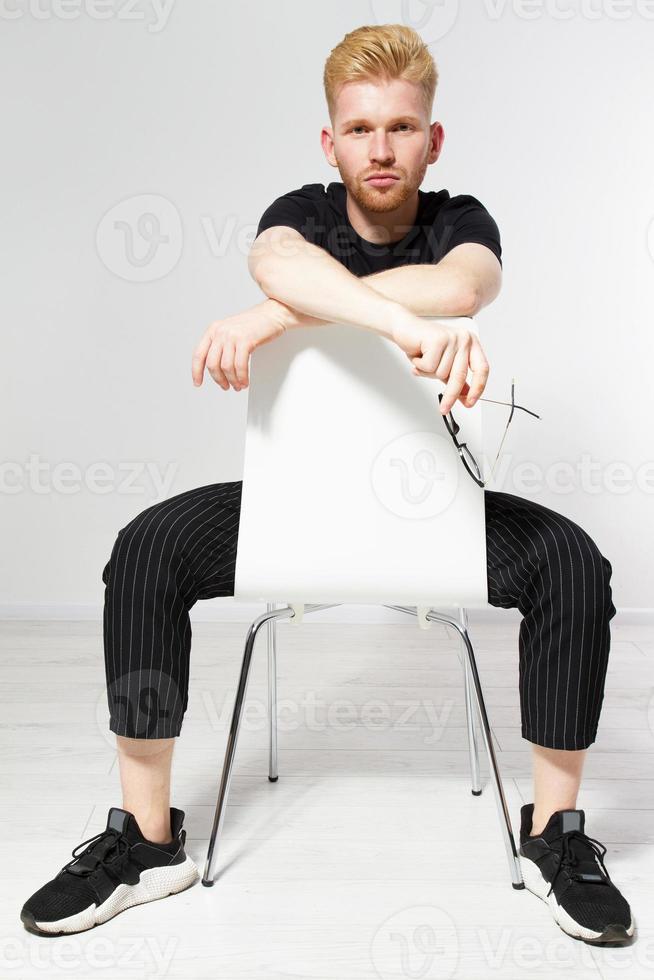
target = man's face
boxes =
[322,77,443,214]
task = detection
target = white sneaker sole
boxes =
[519,854,634,944]
[23,855,199,936]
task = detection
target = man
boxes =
[21,23,633,945]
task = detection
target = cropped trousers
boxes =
[102,481,617,750]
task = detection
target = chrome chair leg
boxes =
[383,604,524,889]
[459,607,481,797]
[266,602,278,783]
[202,602,341,886]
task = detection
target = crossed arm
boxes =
[248,225,502,330]
[192,225,501,412]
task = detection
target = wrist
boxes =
[261,297,293,331]
[386,302,416,343]
[262,297,322,330]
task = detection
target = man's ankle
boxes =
[122,806,173,845]
[529,811,551,836]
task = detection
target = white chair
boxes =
[201,316,525,891]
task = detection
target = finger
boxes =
[220,340,239,389]
[410,336,447,376]
[439,344,471,414]
[461,337,489,406]
[206,342,229,390]
[234,342,250,387]
[191,331,213,386]
[456,381,471,405]
[411,356,458,381]
[412,340,455,381]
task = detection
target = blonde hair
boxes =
[323,24,438,122]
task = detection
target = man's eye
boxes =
[350,124,412,134]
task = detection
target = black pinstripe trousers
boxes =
[102,481,617,750]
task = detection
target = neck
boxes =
[345,189,420,245]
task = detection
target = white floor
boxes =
[1,616,653,980]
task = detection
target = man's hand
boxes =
[192,300,288,390]
[391,312,490,414]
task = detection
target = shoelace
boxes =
[60,829,132,881]
[544,829,612,897]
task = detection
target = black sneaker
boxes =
[20,806,198,936]
[519,802,634,945]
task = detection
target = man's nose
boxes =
[369,130,395,163]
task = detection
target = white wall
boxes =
[2,0,653,615]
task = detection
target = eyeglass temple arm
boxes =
[477,397,541,420]
[488,380,514,482]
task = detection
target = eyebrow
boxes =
[341,115,422,128]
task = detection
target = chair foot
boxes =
[201,878,215,887]
[512,882,526,890]
[268,775,278,782]
[471,789,482,796]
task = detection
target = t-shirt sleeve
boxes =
[254,185,322,243]
[440,195,502,268]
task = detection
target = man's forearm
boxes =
[263,266,474,331]
[252,238,410,340]
[255,254,475,335]
[360,265,477,317]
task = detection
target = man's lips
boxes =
[366,174,400,186]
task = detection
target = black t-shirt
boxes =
[254,181,502,276]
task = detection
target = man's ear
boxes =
[428,121,445,164]
[320,126,338,167]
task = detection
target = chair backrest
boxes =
[233,316,491,609]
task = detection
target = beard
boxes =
[337,149,430,214]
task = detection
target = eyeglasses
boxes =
[437,378,541,488]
